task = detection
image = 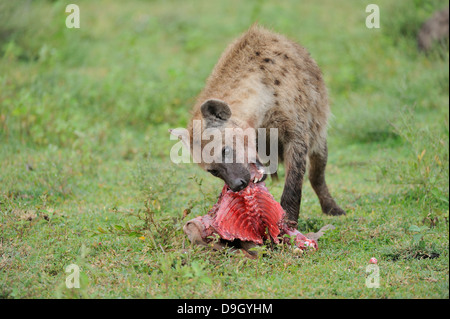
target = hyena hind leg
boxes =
[308,143,346,216]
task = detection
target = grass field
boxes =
[0,0,448,299]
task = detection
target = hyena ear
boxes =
[200,99,231,125]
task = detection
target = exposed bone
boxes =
[305,224,336,241]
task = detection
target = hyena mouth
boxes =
[250,162,266,184]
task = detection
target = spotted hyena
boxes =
[171,25,345,227]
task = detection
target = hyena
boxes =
[171,25,345,226]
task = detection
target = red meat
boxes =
[184,181,319,251]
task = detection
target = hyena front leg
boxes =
[280,142,308,226]
[308,142,346,216]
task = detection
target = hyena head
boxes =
[171,99,266,192]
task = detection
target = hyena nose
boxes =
[231,178,248,192]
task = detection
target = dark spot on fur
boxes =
[255,51,261,56]
[264,58,275,64]
[313,121,320,131]
[284,54,289,59]
[273,92,278,97]
[261,77,270,86]
[274,79,280,85]
[295,95,303,103]
[313,72,321,81]
[260,65,265,70]
[274,51,282,56]
[275,101,280,106]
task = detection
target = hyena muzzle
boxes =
[171,25,345,227]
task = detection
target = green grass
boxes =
[0,0,448,298]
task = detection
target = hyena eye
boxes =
[222,146,231,157]
[208,169,220,177]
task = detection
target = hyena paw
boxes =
[322,204,346,216]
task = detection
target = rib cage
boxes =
[211,182,284,244]
[185,181,318,250]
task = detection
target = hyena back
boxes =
[173,25,345,225]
